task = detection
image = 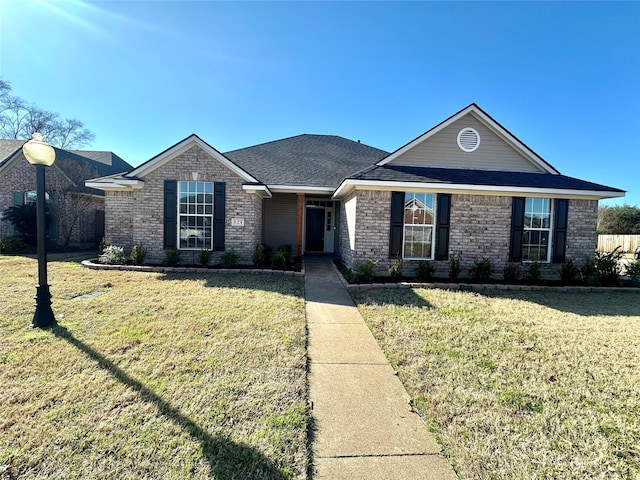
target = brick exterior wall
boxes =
[339,190,392,276]
[338,189,601,280]
[0,157,103,245]
[104,145,262,264]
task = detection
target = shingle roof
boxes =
[348,165,625,194]
[0,139,132,196]
[224,134,389,188]
[0,139,25,163]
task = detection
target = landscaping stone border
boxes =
[81,259,305,277]
[329,260,639,293]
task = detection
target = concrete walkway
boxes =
[305,258,457,480]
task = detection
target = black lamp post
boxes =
[22,133,56,328]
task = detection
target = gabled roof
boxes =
[333,164,625,199]
[0,139,132,196]
[376,103,560,174]
[225,134,389,190]
[0,139,25,162]
[126,134,259,183]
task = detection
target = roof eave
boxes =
[85,178,144,191]
[333,179,625,200]
[268,185,336,195]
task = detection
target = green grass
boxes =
[0,254,308,479]
[351,287,640,480]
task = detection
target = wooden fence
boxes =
[597,235,640,253]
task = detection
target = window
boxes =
[403,192,435,259]
[178,181,213,249]
[24,191,50,203]
[523,197,552,262]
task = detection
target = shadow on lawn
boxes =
[348,287,434,309]
[480,289,640,317]
[50,324,287,479]
[158,271,305,299]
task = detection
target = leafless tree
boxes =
[0,79,95,149]
[48,158,101,247]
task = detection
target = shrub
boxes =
[98,237,111,255]
[252,243,272,268]
[2,203,38,245]
[625,259,640,283]
[581,256,597,285]
[354,260,377,283]
[221,249,239,268]
[525,261,542,284]
[415,260,435,281]
[503,263,520,283]
[272,244,293,270]
[389,256,403,279]
[99,245,126,265]
[197,249,212,266]
[130,242,147,265]
[164,249,181,266]
[470,258,492,281]
[448,255,461,281]
[559,259,581,285]
[593,247,624,286]
[0,236,26,254]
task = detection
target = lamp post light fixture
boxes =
[22,133,56,328]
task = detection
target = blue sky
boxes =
[1,0,638,206]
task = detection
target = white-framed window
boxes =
[24,191,50,203]
[403,192,435,259]
[523,197,552,262]
[178,181,214,250]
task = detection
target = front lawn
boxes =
[351,287,640,479]
[0,254,308,479]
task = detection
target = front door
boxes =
[305,208,325,252]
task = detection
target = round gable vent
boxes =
[457,127,480,152]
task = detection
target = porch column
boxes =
[296,193,304,256]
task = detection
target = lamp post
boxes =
[22,133,56,328]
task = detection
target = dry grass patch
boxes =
[0,254,308,479]
[351,287,640,480]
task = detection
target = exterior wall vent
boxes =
[457,127,480,152]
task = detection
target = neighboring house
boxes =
[86,104,624,277]
[0,139,132,246]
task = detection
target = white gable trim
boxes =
[242,184,273,198]
[332,179,624,201]
[127,134,259,183]
[85,179,144,191]
[376,105,561,175]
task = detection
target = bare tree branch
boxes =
[0,78,95,149]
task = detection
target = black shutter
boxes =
[213,182,225,251]
[13,192,24,206]
[552,199,569,263]
[509,197,525,262]
[435,193,451,260]
[389,191,404,257]
[163,180,177,249]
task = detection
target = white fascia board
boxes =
[333,179,625,200]
[85,179,144,191]
[268,185,335,194]
[242,184,273,198]
[376,105,560,175]
[127,135,259,183]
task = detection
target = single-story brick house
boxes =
[0,139,132,246]
[86,104,624,277]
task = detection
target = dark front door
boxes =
[305,208,324,252]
